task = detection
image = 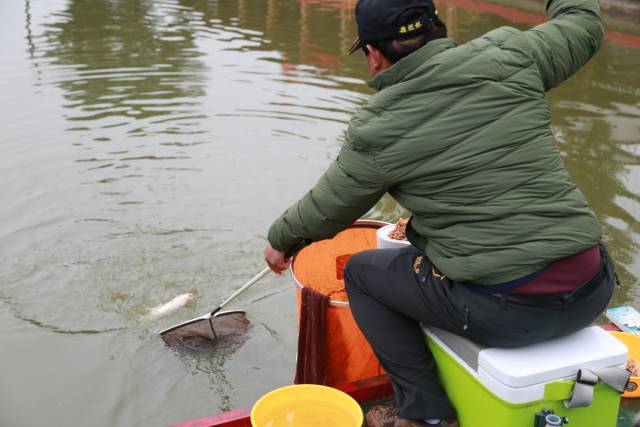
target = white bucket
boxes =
[376,223,412,249]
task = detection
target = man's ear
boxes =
[365,44,392,77]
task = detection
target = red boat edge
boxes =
[171,375,394,427]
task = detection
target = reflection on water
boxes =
[1,0,639,425]
[32,0,209,180]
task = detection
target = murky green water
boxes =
[1,0,639,425]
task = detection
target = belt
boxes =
[493,261,607,307]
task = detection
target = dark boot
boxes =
[365,406,400,427]
[366,406,459,427]
[395,418,459,427]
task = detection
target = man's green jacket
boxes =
[268,0,604,285]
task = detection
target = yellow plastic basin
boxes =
[609,331,640,398]
[250,384,363,427]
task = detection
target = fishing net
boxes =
[160,311,250,352]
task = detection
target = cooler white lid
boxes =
[477,326,628,388]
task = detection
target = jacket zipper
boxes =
[463,307,470,331]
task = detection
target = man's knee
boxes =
[344,250,375,295]
[345,248,413,295]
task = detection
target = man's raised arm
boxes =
[520,0,604,90]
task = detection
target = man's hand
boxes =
[264,243,291,274]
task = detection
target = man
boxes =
[264,0,614,426]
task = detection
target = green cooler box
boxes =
[423,325,628,427]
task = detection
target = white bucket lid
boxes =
[477,326,628,387]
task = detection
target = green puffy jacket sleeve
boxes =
[521,0,604,90]
[267,144,387,253]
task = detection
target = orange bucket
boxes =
[290,220,387,385]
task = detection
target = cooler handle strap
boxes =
[564,367,630,408]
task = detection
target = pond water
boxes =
[1,0,639,425]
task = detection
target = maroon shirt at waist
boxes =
[509,245,601,295]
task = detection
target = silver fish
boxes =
[144,293,194,321]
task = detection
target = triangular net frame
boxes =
[160,310,250,351]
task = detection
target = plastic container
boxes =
[250,384,363,427]
[609,331,640,397]
[290,220,387,385]
[424,325,627,427]
[376,223,411,249]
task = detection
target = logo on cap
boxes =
[399,20,423,34]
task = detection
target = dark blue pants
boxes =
[343,245,615,420]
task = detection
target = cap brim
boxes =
[346,37,362,55]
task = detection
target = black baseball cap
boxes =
[347,0,439,55]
